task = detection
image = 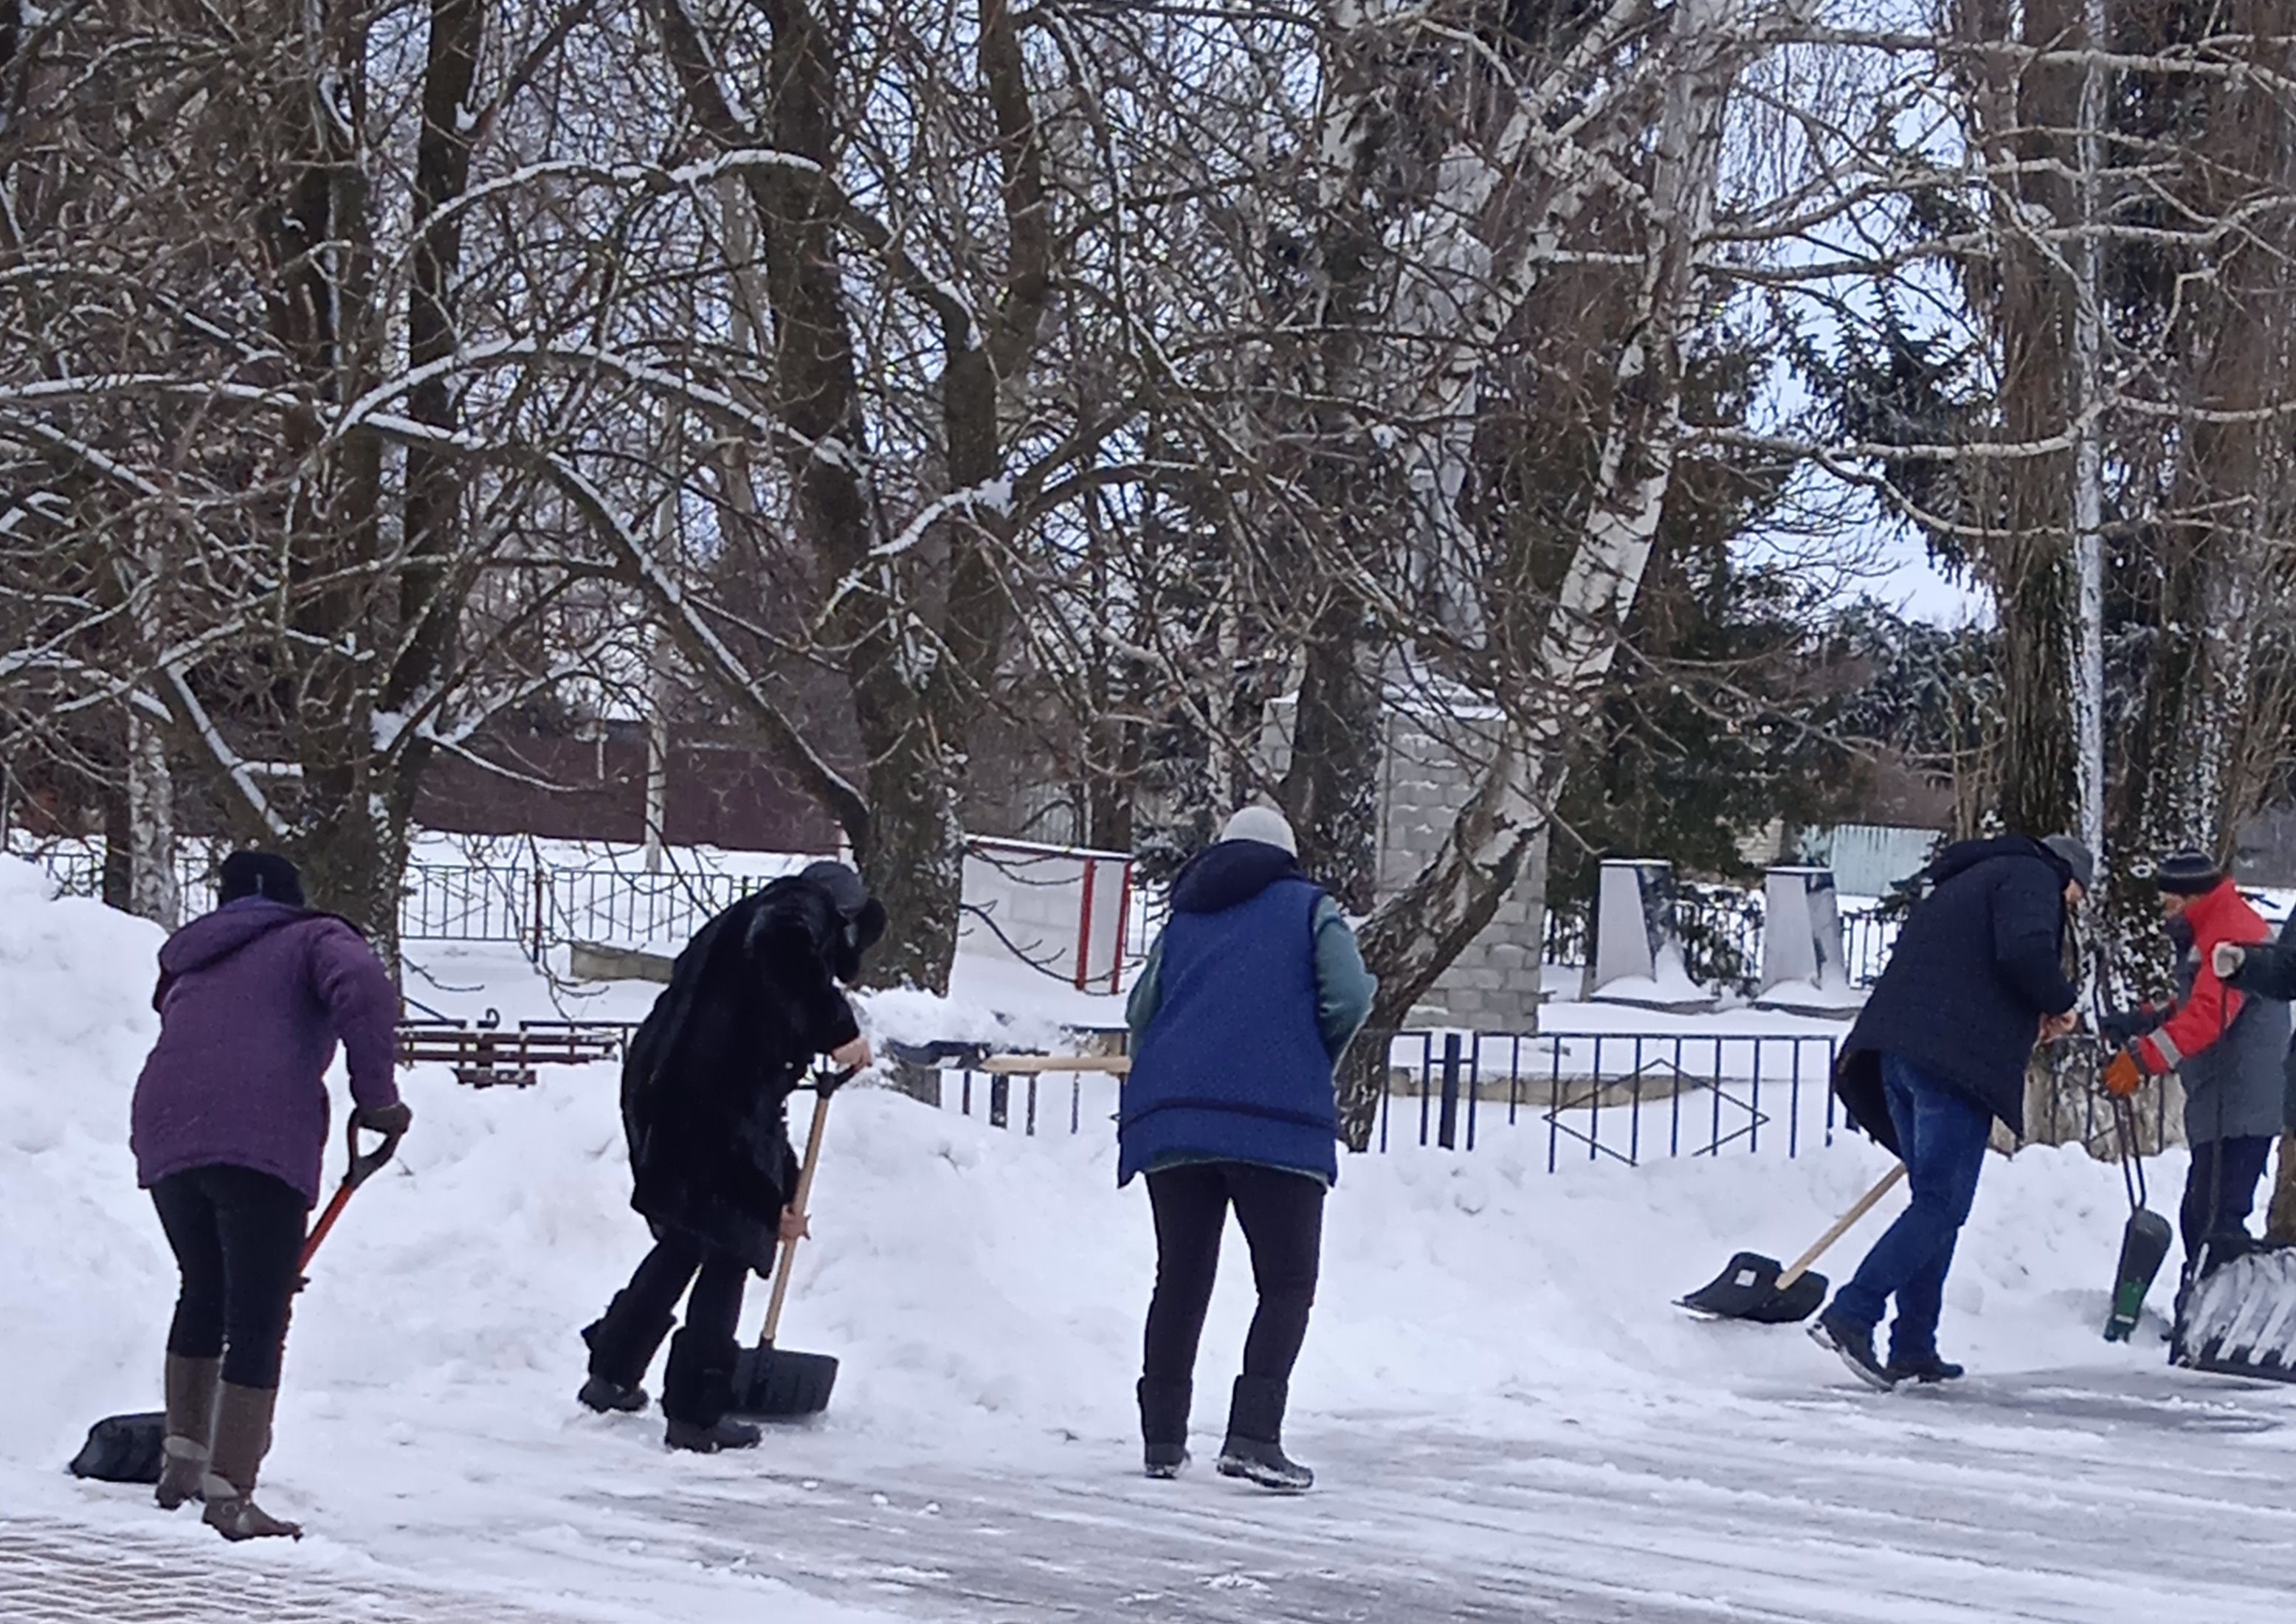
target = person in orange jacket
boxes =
[2099,851,2289,1276]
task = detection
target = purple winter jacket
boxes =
[129,898,402,1207]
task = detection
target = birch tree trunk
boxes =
[125,707,179,927]
[2069,0,2108,873]
[1336,0,1753,1146]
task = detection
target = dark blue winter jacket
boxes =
[1835,836,2080,1152]
[1120,841,1376,1187]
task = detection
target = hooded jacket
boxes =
[129,898,403,1206]
[1834,836,2080,1152]
[2123,881,2289,1144]
[1120,840,1377,1186]
[620,874,867,1268]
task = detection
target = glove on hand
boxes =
[2095,1009,2144,1046]
[2101,1049,2145,1099]
[354,1099,414,1136]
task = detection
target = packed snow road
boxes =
[607,1375,2296,1623]
[13,1365,2295,1623]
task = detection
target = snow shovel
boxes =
[729,1071,850,1420]
[69,1117,403,1483]
[2103,1096,2173,1343]
[1677,1163,1908,1324]
[2171,1243,2296,1381]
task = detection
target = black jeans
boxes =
[151,1164,308,1390]
[2181,1136,2276,1262]
[1142,1161,1324,1389]
[585,1230,750,1389]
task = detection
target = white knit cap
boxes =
[1221,804,1298,857]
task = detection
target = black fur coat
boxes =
[620,877,868,1267]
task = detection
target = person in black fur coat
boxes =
[578,862,883,1452]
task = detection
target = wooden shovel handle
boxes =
[1776,1162,1908,1289]
[976,1054,1132,1075]
[762,1085,836,1344]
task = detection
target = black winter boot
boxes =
[1810,1307,1898,1392]
[661,1330,761,1454]
[1884,1352,1965,1384]
[580,1292,671,1414]
[579,1376,649,1414]
[1137,1378,1191,1479]
[1216,1375,1312,1493]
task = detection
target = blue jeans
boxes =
[1831,1054,1992,1361]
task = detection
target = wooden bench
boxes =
[396,1013,628,1089]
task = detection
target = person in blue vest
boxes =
[1122,805,1376,1492]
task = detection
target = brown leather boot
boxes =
[201,1383,301,1541]
[155,1355,220,1510]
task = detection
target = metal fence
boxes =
[20,837,1897,992]
[926,1028,1847,1170]
[18,843,1162,972]
[401,862,534,946]
[21,839,734,959]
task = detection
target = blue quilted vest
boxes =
[1120,875,1339,1186]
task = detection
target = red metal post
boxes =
[1074,855,1097,991]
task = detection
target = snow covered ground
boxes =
[6,857,2296,1621]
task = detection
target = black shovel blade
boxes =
[69,1412,165,1483]
[2104,1208,2174,1341]
[1678,1251,1782,1317]
[1745,1269,1830,1324]
[729,1344,839,1420]
[1678,1252,1828,1323]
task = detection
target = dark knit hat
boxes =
[800,860,886,956]
[217,850,306,908]
[2154,849,2223,897]
[2041,835,2095,892]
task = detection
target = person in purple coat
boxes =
[128,851,408,1541]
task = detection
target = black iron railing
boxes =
[911,1027,1848,1170]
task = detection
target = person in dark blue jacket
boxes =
[1813,834,2089,1389]
[1123,805,1376,1493]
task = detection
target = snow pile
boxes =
[0,857,2189,1499]
[0,859,177,1448]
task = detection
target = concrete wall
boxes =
[1262,697,1547,1032]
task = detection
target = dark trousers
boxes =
[1832,1054,1993,1363]
[151,1164,308,1390]
[585,1231,749,1392]
[2181,1135,2275,1263]
[1142,1161,1324,1389]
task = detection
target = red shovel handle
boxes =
[300,1118,401,1271]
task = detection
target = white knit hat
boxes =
[1221,804,1299,857]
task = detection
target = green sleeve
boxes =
[1127,933,1166,1045]
[1312,895,1379,1060]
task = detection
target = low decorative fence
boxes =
[915,1028,1849,1170]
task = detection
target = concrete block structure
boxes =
[1262,694,1548,1032]
[1754,865,1865,1018]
